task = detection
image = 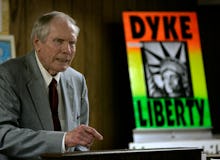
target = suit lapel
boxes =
[25,52,54,130]
[60,74,79,131]
[60,76,74,109]
[27,79,54,130]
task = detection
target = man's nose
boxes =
[62,42,72,54]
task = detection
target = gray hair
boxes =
[30,11,80,44]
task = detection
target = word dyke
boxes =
[137,98,205,127]
[129,15,193,40]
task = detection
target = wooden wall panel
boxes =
[10,0,26,56]
[53,0,73,14]
[72,0,113,150]
[9,0,198,151]
[25,0,53,51]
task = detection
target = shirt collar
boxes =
[35,51,60,87]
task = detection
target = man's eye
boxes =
[69,41,76,47]
[53,39,64,44]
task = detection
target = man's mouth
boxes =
[56,58,70,63]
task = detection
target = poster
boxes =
[122,11,212,129]
[0,35,15,63]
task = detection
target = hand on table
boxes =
[65,124,103,148]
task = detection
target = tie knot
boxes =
[50,78,57,87]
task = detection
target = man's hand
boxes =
[65,124,103,149]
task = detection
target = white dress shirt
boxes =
[35,52,67,152]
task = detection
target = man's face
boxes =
[34,18,78,75]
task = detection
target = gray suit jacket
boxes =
[0,51,89,159]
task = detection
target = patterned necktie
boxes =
[49,78,61,131]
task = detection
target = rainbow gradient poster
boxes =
[122,11,212,129]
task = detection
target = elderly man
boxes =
[0,11,103,160]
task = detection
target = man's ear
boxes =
[33,36,41,52]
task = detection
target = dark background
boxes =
[197,5,220,134]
